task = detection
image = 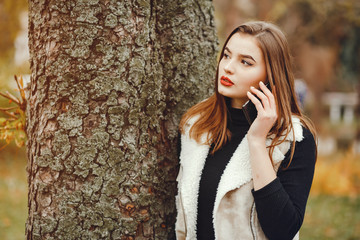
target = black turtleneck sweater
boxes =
[195,107,316,240]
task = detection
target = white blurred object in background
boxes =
[14,11,29,67]
[322,92,358,124]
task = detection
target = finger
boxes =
[259,83,277,118]
[248,91,278,123]
[250,86,270,109]
[259,81,275,107]
[247,91,265,112]
[259,81,272,95]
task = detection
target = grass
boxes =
[0,144,359,239]
[301,195,360,239]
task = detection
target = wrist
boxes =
[247,135,266,146]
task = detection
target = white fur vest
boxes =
[175,116,304,240]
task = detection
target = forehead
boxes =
[225,32,263,59]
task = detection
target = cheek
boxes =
[249,68,267,83]
[259,64,267,80]
[218,62,224,73]
[260,66,267,78]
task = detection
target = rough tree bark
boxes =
[26,0,217,239]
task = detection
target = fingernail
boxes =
[260,81,264,85]
[250,86,255,89]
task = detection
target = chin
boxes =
[217,87,227,97]
[218,87,234,98]
[218,89,246,103]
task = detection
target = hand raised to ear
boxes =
[246,81,277,142]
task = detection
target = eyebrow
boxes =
[224,47,256,62]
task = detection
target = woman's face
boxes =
[218,32,267,108]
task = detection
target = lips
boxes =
[220,76,234,86]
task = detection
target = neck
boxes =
[231,98,248,109]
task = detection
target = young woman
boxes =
[175,21,317,240]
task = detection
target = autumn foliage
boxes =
[311,151,360,197]
[0,75,27,150]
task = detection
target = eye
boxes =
[223,53,230,59]
[241,59,253,66]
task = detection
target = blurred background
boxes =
[0,0,359,239]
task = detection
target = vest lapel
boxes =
[179,133,210,239]
[212,135,251,227]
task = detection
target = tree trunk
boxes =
[26,0,217,239]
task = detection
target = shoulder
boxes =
[291,116,304,142]
[291,125,316,161]
[292,117,316,154]
[292,114,316,147]
[297,126,316,152]
[181,114,201,136]
[286,116,315,144]
[280,125,317,170]
[181,98,209,133]
[302,126,315,141]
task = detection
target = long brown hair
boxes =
[180,21,316,166]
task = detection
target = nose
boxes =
[224,60,234,74]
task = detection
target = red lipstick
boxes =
[220,76,234,86]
